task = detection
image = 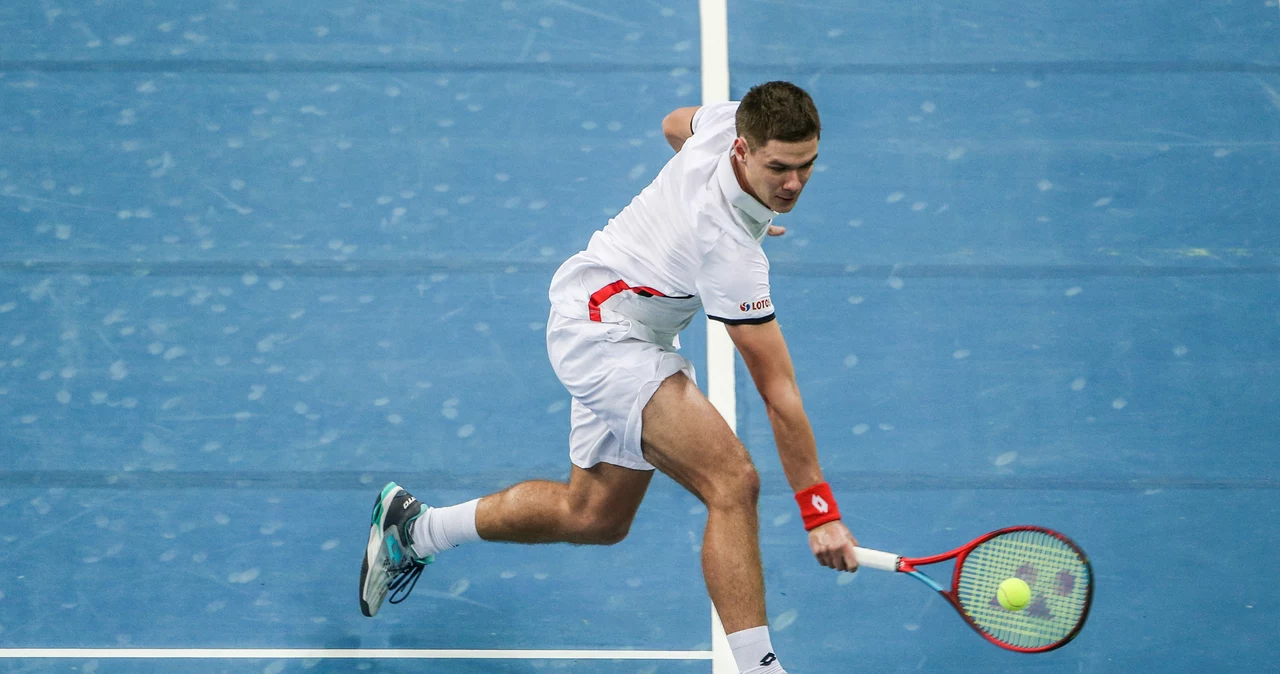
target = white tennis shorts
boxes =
[545,309,696,471]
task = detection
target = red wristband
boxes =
[795,481,841,531]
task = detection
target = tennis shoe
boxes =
[359,482,433,617]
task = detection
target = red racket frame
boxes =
[895,525,1094,653]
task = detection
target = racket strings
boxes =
[955,530,1091,650]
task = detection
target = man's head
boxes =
[732,81,821,213]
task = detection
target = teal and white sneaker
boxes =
[359,482,434,617]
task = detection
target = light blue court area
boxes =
[1,1,1278,673]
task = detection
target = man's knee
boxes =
[732,461,761,505]
[705,460,760,510]
[573,511,634,546]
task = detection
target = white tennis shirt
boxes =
[548,101,778,350]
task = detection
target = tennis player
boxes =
[360,81,859,674]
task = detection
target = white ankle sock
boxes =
[726,625,786,674]
[410,499,481,558]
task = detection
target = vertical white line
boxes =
[699,0,730,104]
[698,1,735,672]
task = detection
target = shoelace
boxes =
[387,560,425,605]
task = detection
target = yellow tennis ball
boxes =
[998,578,1031,611]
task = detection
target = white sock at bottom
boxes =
[726,625,786,674]
[410,498,481,558]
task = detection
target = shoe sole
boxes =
[359,482,403,617]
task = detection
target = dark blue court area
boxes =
[2,1,1277,672]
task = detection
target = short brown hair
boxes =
[735,81,821,149]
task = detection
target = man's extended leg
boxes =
[639,371,785,674]
[359,462,650,617]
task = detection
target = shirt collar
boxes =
[714,150,775,241]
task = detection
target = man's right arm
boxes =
[662,106,700,152]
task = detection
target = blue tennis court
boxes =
[2,1,1277,672]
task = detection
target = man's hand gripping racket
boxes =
[809,519,860,571]
[852,526,1094,652]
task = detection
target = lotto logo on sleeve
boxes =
[739,297,772,313]
[811,493,829,513]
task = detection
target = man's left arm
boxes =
[662,106,700,152]
[725,319,861,572]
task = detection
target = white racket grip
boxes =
[853,547,901,572]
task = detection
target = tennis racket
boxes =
[853,526,1093,652]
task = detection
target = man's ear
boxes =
[732,137,750,162]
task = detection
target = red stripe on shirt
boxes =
[588,280,668,321]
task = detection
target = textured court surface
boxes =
[2,1,1278,672]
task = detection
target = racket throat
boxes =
[906,570,946,593]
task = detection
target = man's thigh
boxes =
[567,460,654,526]
[639,371,756,501]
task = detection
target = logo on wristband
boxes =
[796,482,840,531]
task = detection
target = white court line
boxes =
[698,1,736,672]
[699,0,730,104]
[0,648,712,660]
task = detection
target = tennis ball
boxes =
[998,578,1031,611]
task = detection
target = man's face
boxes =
[732,136,819,213]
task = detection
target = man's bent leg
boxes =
[639,371,767,633]
[474,461,653,545]
[370,462,652,616]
